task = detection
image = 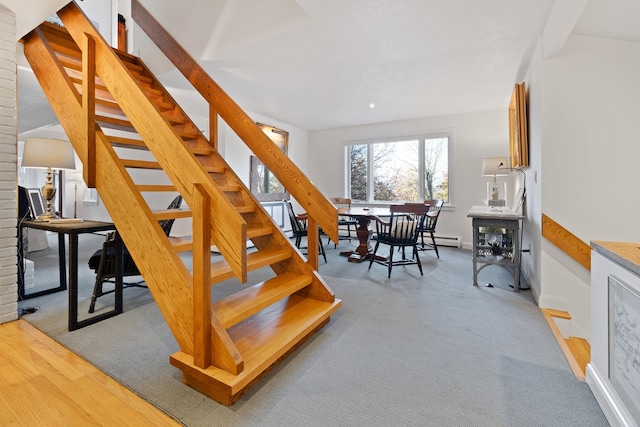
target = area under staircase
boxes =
[21,0,340,405]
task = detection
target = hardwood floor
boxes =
[541,308,590,381]
[0,319,181,426]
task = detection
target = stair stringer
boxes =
[57,2,249,284]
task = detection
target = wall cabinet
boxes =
[589,242,640,427]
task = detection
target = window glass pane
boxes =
[372,140,419,202]
[425,137,449,202]
[349,144,367,201]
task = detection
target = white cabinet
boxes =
[589,242,640,427]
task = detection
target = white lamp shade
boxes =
[21,138,76,170]
[481,157,508,176]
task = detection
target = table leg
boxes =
[58,233,67,291]
[68,234,79,331]
[68,232,124,331]
[340,217,374,263]
[472,223,479,286]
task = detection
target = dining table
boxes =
[337,206,391,263]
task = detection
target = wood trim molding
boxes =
[542,214,591,270]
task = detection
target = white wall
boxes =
[307,110,511,248]
[77,0,113,47]
[0,5,17,323]
[519,37,543,303]
[536,34,640,339]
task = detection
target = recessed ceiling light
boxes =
[369,103,375,109]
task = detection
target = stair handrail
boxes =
[56,2,249,282]
[130,0,338,244]
[542,213,591,270]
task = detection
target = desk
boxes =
[337,207,390,263]
[467,206,523,291]
[19,220,123,330]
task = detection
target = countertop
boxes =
[467,205,523,219]
[591,241,640,277]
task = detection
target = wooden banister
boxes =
[130,0,338,244]
[542,213,591,270]
[193,183,212,369]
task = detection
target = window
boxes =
[347,134,450,203]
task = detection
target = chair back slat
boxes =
[423,199,444,232]
[377,204,429,245]
[285,200,307,234]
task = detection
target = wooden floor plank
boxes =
[0,319,181,426]
[540,309,588,381]
[566,336,590,376]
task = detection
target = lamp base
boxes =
[487,181,507,207]
[35,211,58,221]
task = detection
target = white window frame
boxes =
[345,131,452,204]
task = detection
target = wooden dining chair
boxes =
[285,200,327,263]
[418,199,444,257]
[368,203,429,277]
[328,197,358,247]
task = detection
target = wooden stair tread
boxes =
[170,295,342,400]
[138,184,176,192]
[169,236,192,252]
[153,208,192,220]
[247,225,273,239]
[190,146,215,156]
[544,309,571,319]
[541,309,587,381]
[210,248,292,283]
[108,136,147,150]
[122,159,163,169]
[219,184,241,192]
[168,224,273,253]
[566,337,590,375]
[96,115,136,132]
[213,272,314,328]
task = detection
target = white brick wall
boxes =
[0,7,17,324]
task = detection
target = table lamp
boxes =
[21,138,76,220]
[481,157,508,206]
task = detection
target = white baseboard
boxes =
[586,364,638,427]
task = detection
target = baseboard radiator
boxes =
[433,235,462,248]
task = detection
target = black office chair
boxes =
[87,195,183,313]
[368,203,429,278]
[285,200,327,263]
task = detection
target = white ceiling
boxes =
[5,0,640,136]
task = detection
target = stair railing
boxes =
[130,0,338,246]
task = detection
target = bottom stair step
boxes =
[170,295,342,406]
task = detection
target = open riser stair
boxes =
[21,0,340,405]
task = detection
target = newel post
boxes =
[193,183,212,368]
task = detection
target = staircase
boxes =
[21,1,340,406]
